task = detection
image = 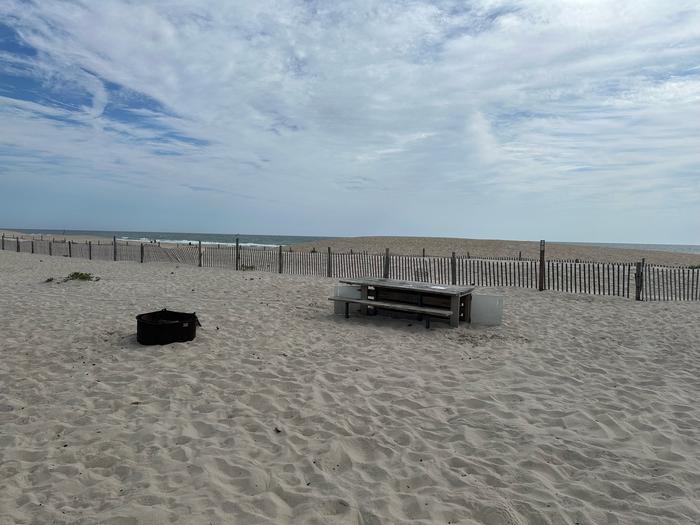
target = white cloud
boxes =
[0,0,699,239]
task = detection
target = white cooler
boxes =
[333,285,362,315]
[470,294,504,325]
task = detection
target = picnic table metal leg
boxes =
[450,295,460,327]
[361,285,369,316]
[345,301,349,319]
[425,317,431,329]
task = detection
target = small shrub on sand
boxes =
[63,272,97,282]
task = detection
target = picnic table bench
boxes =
[329,278,475,328]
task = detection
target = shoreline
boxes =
[0,230,277,250]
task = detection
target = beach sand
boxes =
[1,249,699,524]
[291,236,700,267]
[1,230,114,245]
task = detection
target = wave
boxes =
[118,236,279,248]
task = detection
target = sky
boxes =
[0,0,699,244]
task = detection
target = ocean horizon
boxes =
[5,228,700,255]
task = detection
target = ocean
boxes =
[10,229,328,247]
[8,229,700,255]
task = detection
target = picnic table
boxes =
[330,277,475,328]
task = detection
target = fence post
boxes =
[113,236,117,261]
[198,241,202,267]
[327,247,332,277]
[422,248,425,258]
[88,241,92,260]
[635,259,644,301]
[538,240,546,291]
[451,252,457,285]
[1,234,4,250]
[519,251,522,261]
[140,243,144,263]
[68,240,72,257]
[31,240,34,254]
[235,237,240,270]
[49,240,52,256]
[383,248,390,278]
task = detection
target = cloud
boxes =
[0,0,699,240]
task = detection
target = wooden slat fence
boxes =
[92,243,114,261]
[33,240,50,255]
[2,236,698,301]
[466,255,537,262]
[70,242,89,259]
[642,264,700,301]
[389,255,450,283]
[330,251,384,279]
[159,244,199,265]
[281,250,328,276]
[52,241,69,257]
[19,239,32,253]
[202,245,236,268]
[239,247,278,272]
[456,258,539,288]
[142,244,174,263]
[547,261,633,297]
[117,243,141,262]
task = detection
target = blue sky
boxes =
[0,0,699,243]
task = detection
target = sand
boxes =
[1,230,115,245]
[1,249,699,524]
[290,236,700,267]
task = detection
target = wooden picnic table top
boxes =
[338,277,476,296]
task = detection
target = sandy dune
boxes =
[0,250,699,524]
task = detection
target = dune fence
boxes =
[2,235,698,302]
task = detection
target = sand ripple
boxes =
[1,250,699,524]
